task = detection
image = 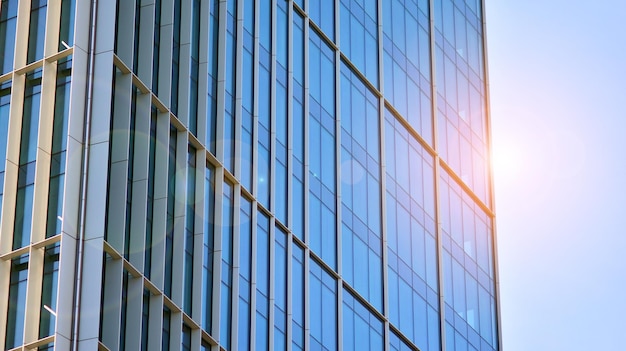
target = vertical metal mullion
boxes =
[286,235,294,351]
[230,183,242,349]
[428,0,448,349]
[268,217,276,350]
[303,247,311,351]
[268,0,278,346]
[286,1,294,349]
[249,202,258,351]
[334,0,343,349]
[375,0,391,348]
[248,1,260,348]
[302,11,311,351]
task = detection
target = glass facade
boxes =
[0,1,499,350]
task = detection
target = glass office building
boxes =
[0,0,500,350]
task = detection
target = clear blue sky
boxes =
[485,0,626,349]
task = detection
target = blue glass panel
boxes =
[342,292,383,351]
[340,64,382,310]
[309,30,336,268]
[385,109,440,349]
[292,244,305,351]
[256,212,270,350]
[141,289,149,351]
[238,197,253,349]
[310,260,337,351]
[188,0,200,135]
[165,126,177,297]
[152,0,162,94]
[132,0,142,73]
[206,0,219,154]
[170,0,181,115]
[5,254,29,350]
[340,0,378,86]
[27,0,47,63]
[202,163,215,331]
[123,88,138,259]
[183,146,196,314]
[440,169,497,349]
[0,80,11,222]
[162,308,171,351]
[59,0,75,49]
[144,108,157,278]
[39,239,60,339]
[14,69,42,250]
[275,1,288,224]
[382,0,432,144]
[241,0,254,190]
[0,0,18,74]
[257,0,271,207]
[220,181,234,349]
[223,0,236,172]
[182,325,191,351]
[310,0,334,40]
[274,228,287,351]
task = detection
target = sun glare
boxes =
[492,142,524,183]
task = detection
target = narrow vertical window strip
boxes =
[202,163,215,331]
[256,0,271,207]
[223,0,237,172]
[39,243,60,338]
[144,107,157,278]
[291,14,305,240]
[205,0,219,154]
[240,0,254,191]
[162,307,171,351]
[0,0,18,74]
[189,0,200,135]
[170,0,182,115]
[46,57,72,238]
[5,254,29,350]
[255,212,270,350]
[14,69,42,250]
[141,289,150,351]
[237,197,252,349]
[27,0,48,64]
[119,270,129,350]
[124,87,138,259]
[275,0,289,224]
[0,80,11,221]
[58,0,75,50]
[152,0,162,94]
[132,0,142,74]
[274,228,288,350]
[182,324,192,351]
[291,244,305,351]
[220,181,234,349]
[165,125,177,297]
[183,145,196,314]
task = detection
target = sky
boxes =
[484,0,626,350]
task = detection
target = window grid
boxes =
[0,1,499,350]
